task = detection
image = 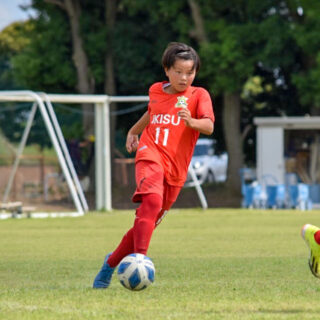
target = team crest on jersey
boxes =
[175,96,188,109]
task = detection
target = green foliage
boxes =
[0,3,81,148]
[114,0,189,96]
[11,8,75,92]
[290,1,320,110]
[1,0,320,156]
[292,53,320,107]
[0,209,319,319]
[80,0,107,88]
[200,27,255,94]
[113,17,163,95]
[199,1,298,95]
[0,21,32,53]
[258,15,298,70]
[0,21,33,90]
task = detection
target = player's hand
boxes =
[177,108,193,128]
[126,133,139,153]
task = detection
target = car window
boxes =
[193,144,212,156]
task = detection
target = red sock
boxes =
[107,228,134,268]
[314,230,320,245]
[107,193,162,267]
[133,193,162,255]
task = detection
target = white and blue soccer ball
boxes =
[117,253,155,291]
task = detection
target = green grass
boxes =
[1,209,320,319]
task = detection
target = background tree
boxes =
[1,0,318,202]
[288,0,320,115]
[190,0,306,194]
[0,21,62,149]
[42,0,95,136]
[0,22,31,90]
[190,1,266,193]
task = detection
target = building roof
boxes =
[254,116,320,129]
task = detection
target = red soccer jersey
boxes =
[135,81,215,186]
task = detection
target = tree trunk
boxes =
[105,0,118,163]
[64,0,95,135]
[188,1,244,197]
[45,0,96,197]
[188,0,208,43]
[223,92,243,194]
[45,0,95,134]
[104,0,117,96]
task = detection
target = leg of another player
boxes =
[301,224,320,278]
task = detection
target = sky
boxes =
[0,0,34,31]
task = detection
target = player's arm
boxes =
[177,108,214,135]
[126,111,150,153]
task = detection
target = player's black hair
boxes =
[162,42,200,72]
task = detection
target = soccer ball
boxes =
[117,253,155,291]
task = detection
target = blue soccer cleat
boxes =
[93,253,115,289]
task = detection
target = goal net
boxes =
[0,91,207,218]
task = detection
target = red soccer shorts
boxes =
[132,160,181,225]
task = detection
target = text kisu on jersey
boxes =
[151,114,181,126]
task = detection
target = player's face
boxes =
[165,59,196,94]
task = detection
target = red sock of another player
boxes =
[314,230,320,245]
[133,193,162,255]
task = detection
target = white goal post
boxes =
[0,91,207,213]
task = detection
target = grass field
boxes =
[1,208,320,319]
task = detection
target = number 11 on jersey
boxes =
[154,127,169,146]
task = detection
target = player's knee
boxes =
[142,193,162,213]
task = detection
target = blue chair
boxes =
[252,183,267,209]
[241,183,267,209]
[309,184,320,204]
[276,184,286,208]
[266,184,286,209]
[266,185,277,208]
[240,168,257,208]
[297,184,312,210]
[288,184,312,210]
[242,184,254,208]
[288,185,298,208]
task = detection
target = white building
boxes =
[254,117,320,203]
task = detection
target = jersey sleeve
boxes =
[147,82,160,114]
[196,88,215,122]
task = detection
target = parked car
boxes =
[184,138,228,187]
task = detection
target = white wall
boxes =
[257,126,284,184]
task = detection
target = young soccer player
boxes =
[93,42,215,288]
[301,224,320,278]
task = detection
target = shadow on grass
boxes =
[255,308,320,314]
